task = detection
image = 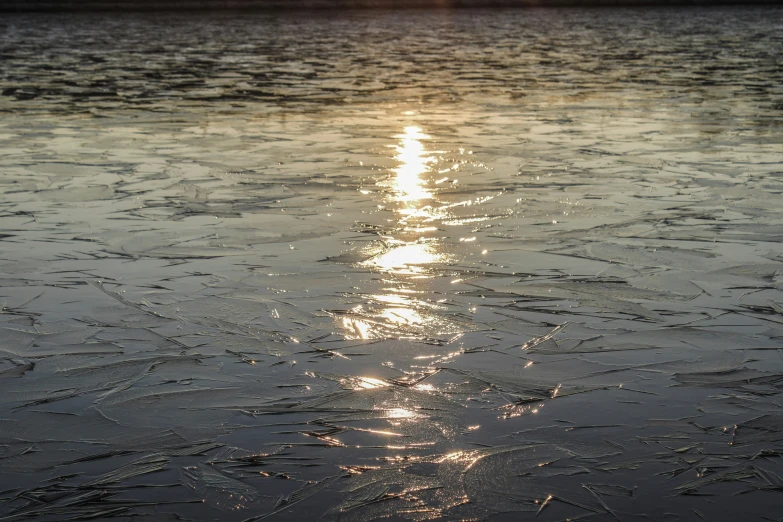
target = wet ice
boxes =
[1,6,783,522]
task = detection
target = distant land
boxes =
[1,0,780,12]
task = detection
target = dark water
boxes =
[1,7,783,521]
[1,8,781,114]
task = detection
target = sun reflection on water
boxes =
[341,124,458,340]
[391,126,434,205]
[363,125,454,276]
[362,241,441,275]
[340,291,459,341]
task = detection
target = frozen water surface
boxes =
[1,6,783,521]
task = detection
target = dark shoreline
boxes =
[1,0,780,13]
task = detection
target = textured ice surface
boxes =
[1,6,783,521]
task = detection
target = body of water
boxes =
[1,7,782,521]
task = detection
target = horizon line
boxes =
[1,0,781,13]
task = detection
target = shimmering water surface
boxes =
[1,7,783,521]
